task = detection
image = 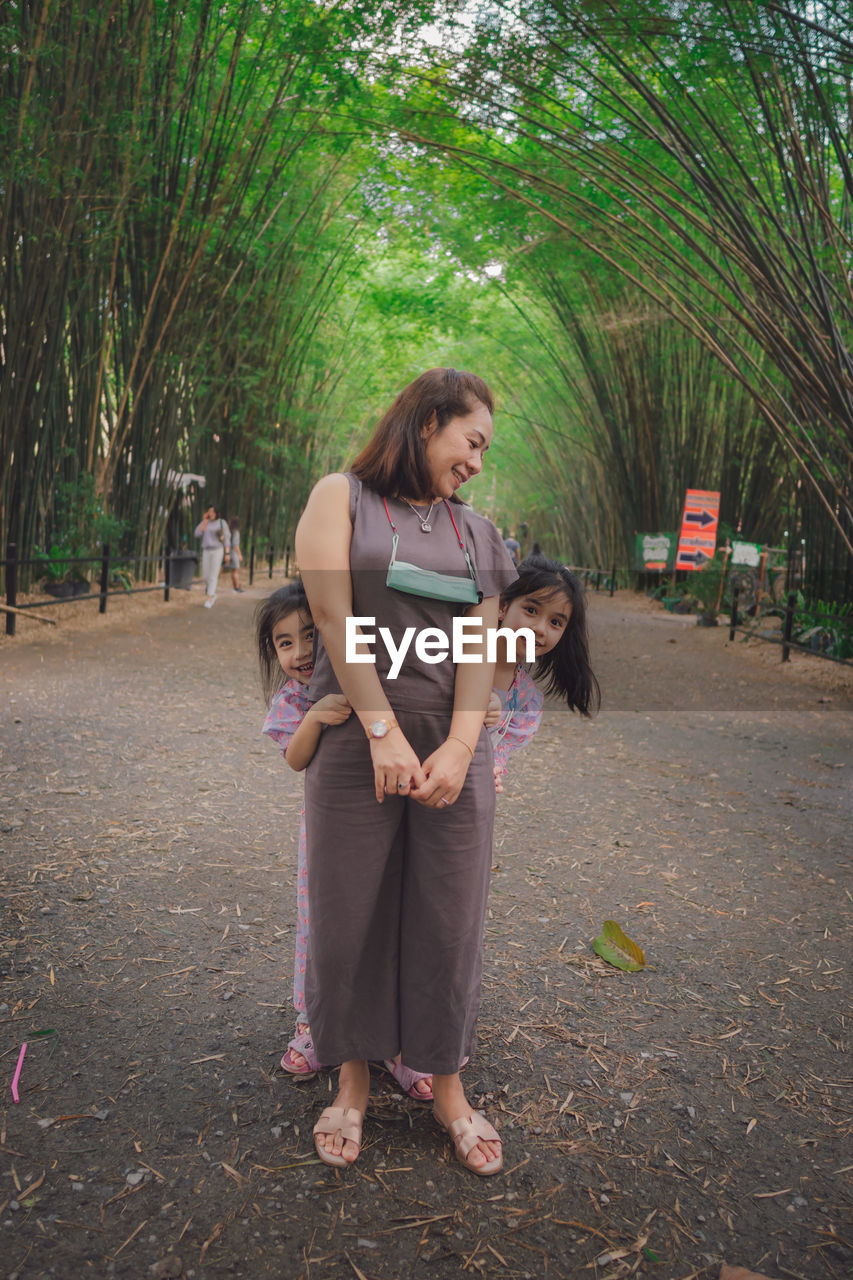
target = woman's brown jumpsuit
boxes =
[303,475,517,1075]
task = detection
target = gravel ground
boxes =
[1,578,851,1280]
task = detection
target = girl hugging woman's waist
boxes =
[309,643,460,716]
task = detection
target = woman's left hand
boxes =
[410,738,472,809]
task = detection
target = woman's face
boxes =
[422,402,493,501]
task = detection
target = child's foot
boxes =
[281,1022,325,1077]
[383,1055,433,1100]
[313,1060,369,1166]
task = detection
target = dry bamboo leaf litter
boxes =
[2,590,851,1277]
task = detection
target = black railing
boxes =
[567,564,620,597]
[729,586,853,666]
[3,543,198,637]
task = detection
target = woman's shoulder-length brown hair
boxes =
[351,367,494,499]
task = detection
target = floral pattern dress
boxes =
[489,665,544,779]
[262,678,313,1014]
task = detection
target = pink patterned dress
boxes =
[489,665,544,779]
[262,679,313,1015]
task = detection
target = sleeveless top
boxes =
[308,473,518,715]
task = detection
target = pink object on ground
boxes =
[11,1041,27,1103]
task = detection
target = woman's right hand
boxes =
[369,729,425,803]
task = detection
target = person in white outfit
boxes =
[194,506,230,607]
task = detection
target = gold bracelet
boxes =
[448,734,474,758]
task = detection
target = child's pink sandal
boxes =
[280,1030,326,1079]
[382,1059,434,1101]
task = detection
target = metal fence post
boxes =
[99,543,110,614]
[164,547,171,603]
[781,591,796,662]
[729,584,739,642]
[5,542,17,637]
[249,542,255,586]
[268,544,274,579]
[609,563,616,597]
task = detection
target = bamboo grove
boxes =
[2,1,851,603]
[387,0,853,598]
[0,0,421,569]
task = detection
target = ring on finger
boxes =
[397,781,407,790]
[439,797,450,807]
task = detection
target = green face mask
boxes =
[386,532,481,604]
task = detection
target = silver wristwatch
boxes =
[366,718,398,740]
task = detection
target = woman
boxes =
[194,505,229,608]
[295,368,516,1175]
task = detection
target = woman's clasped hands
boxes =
[370,730,472,808]
[369,728,424,803]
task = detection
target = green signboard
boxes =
[633,532,676,572]
[730,540,762,568]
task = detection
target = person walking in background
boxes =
[228,517,243,592]
[194,505,229,608]
[502,530,520,566]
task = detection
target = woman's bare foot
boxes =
[432,1073,501,1171]
[315,1060,369,1164]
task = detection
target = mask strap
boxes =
[443,501,478,583]
[442,500,465,550]
[383,498,398,532]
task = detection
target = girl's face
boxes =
[271,608,315,683]
[500,587,572,658]
[421,403,493,500]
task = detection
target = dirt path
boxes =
[1,583,851,1280]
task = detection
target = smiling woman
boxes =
[293,367,517,1176]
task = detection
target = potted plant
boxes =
[35,544,92,597]
[36,475,128,598]
[686,550,728,626]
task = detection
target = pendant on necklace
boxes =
[420,520,432,533]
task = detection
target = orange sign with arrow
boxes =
[675,489,720,570]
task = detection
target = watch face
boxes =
[370,720,388,738]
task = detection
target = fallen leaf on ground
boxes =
[592,920,646,971]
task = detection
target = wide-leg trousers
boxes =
[303,708,496,1075]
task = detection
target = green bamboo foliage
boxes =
[494,274,788,567]
[0,0,395,571]
[393,0,853,594]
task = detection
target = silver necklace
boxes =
[401,497,436,532]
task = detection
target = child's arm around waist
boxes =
[492,667,544,780]
[284,694,351,772]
